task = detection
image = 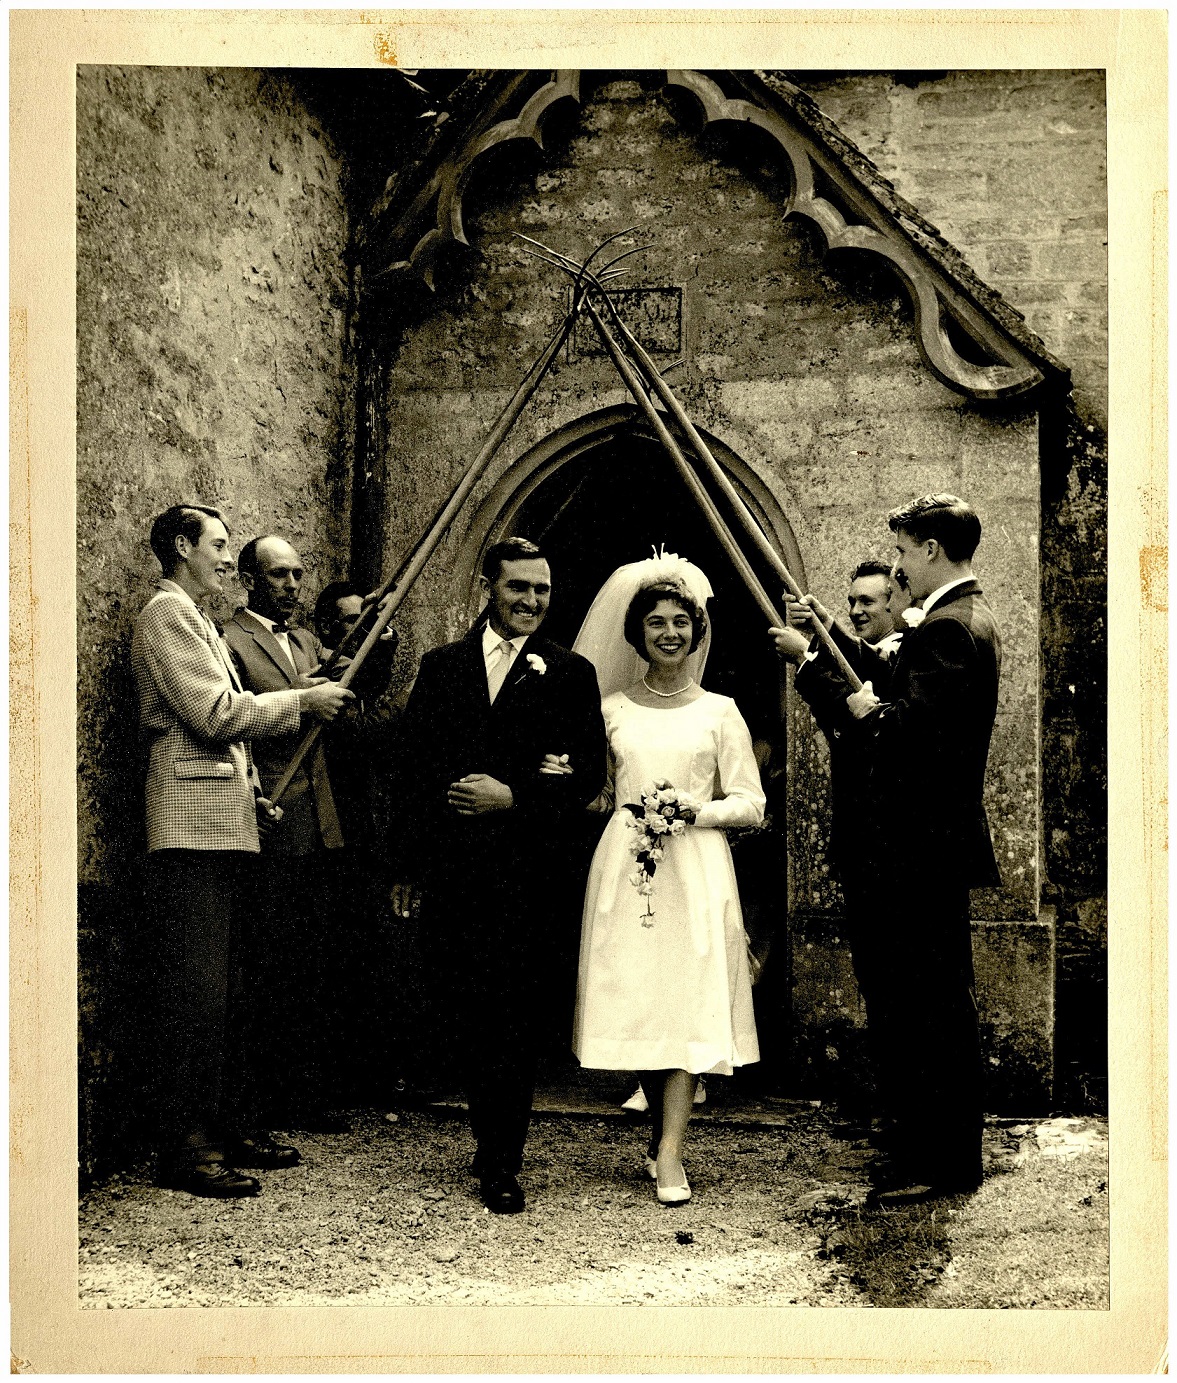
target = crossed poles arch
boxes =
[268,231,863,807]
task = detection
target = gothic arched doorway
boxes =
[458,407,803,1093]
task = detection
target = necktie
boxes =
[486,639,514,704]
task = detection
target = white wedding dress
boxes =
[572,690,765,1076]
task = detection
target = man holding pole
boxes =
[223,535,393,1131]
[388,538,607,1214]
[132,505,353,1197]
[771,559,907,1130]
[773,494,1002,1203]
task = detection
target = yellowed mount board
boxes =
[12,6,1166,1374]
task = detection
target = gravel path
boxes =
[79,1107,1108,1310]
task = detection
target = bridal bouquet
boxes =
[622,780,697,927]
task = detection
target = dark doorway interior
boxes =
[512,432,786,738]
[507,429,795,1096]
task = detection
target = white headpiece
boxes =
[572,548,714,699]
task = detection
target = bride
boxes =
[553,552,765,1205]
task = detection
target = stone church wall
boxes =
[794,69,1108,1109]
[371,78,1045,1101]
[76,66,355,1172]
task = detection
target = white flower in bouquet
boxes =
[621,779,696,925]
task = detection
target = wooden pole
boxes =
[592,289,865,690]
[267,290,590,806]
[582,298,794,633]
[520,232,865,688]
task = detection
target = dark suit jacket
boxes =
[389,625,607,922]
[223,608,343,855]
[794,633,902,877]
[809,579,1003,889]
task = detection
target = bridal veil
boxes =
[572,549,714,698]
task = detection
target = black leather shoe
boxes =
[227,1133,302,1169]
[285,1109,352,1133]
[480,1174,525,1215]
[871,1175,981,1208]
[159,1161,260,1198]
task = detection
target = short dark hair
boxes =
[483,536,546,583]
[850,559,893,586]
[149,504,227,576]
[888,493,982,562]
[237,535,281,581]
[624,580,708,657]
[313,579,362,630]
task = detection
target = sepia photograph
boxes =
[11,7,1165,1374]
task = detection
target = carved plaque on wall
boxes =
[567,286,682,359]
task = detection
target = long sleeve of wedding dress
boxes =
[692,698,767,831]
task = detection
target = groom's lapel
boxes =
[456,623,492,713]
[494,635,545,713]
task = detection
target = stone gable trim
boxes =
[361,68,1068,402]
[745,71,1069,389]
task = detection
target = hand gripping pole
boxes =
[590,287,864,691]
[267,285,592,807]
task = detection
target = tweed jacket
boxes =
[131,580,302,853]
[223,608,344,856]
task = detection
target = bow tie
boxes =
[271,619,292,635]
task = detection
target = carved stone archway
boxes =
[450,403,807,625]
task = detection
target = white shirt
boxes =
[922,576,973,616]
[482,624,529,692]
[802,626,902,665]
[250,610,297,673]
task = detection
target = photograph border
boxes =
[12,6,1166,1373]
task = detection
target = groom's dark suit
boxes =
[815,578,1001,1188]
[391,624,606,1176]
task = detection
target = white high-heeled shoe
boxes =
[656,1160,691,1205]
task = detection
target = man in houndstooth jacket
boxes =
[131,504,353,1198]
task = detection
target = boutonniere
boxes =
[901,607,926,628]
[526,653,547,676]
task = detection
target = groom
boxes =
[389,537,606,1213]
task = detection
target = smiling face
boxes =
[481,557,551,639]
[642,598,694,670]
[847,573,895,643]
[176,516,232,601]
[891,529,939,602]
[246,537,304,623]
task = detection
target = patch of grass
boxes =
[828,1203,954,1307]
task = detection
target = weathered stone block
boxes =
[77,65,354,885]
[973,914,1056,1111]
[788,911,1056,1111]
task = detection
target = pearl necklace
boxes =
[643,676,694,699]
